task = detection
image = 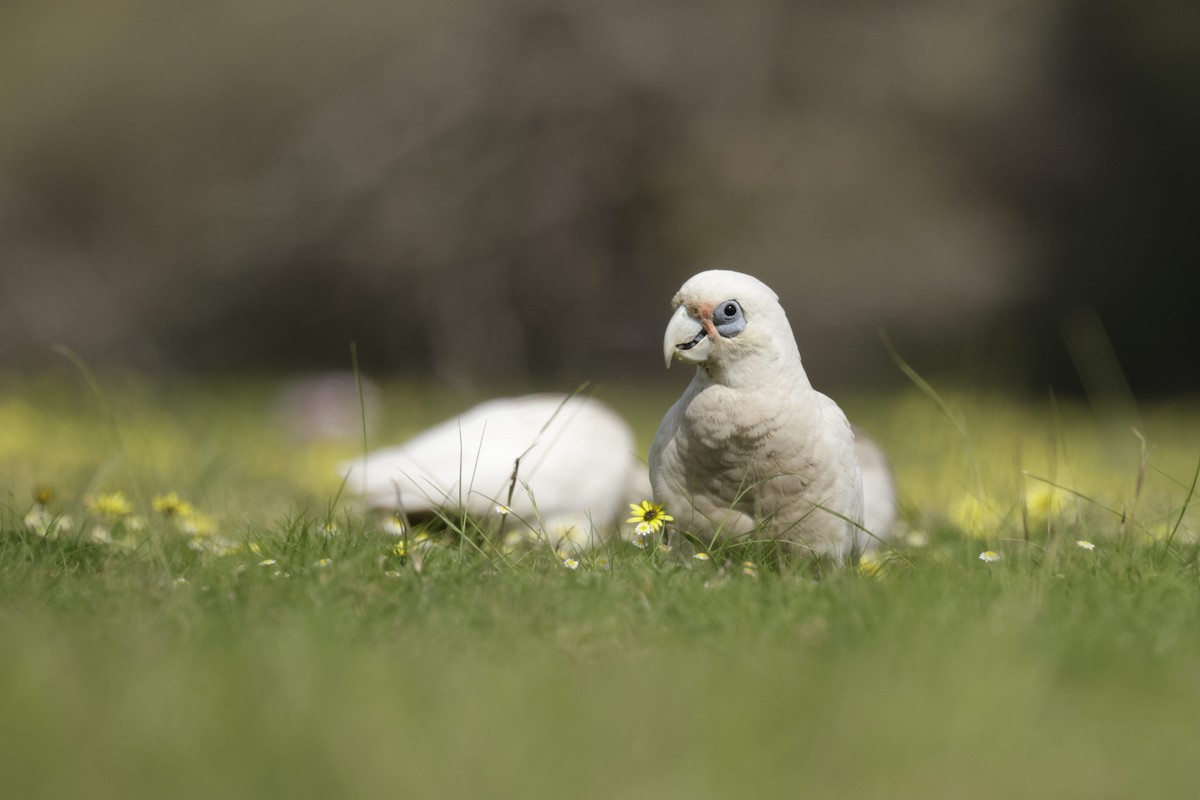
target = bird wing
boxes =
[343,394,639,534]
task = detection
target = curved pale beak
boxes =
[663,304,711,368]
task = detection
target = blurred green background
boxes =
[1,0,1197,392]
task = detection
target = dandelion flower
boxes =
[87,492,133,519]
[857,555,884,577]
[152,492,194,518]
[627,500,673,533]
[1025,485,1066,519]
[1075,540,1096,551]
[180,513,215,537]
[952,495,999,539]
[979,550,1002,563]
[562,557,579,570]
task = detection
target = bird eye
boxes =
[712,299,746,338]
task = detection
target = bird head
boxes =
[663,270,801,381]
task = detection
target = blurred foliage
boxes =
[1,1,1197,390]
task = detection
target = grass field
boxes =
[2,371,1198,798]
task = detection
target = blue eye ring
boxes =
[713,299,745,338]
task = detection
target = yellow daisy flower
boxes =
[627,500,673,532]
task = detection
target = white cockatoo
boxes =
[343,393,649,549]
[649,270,895,559]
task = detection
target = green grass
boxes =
[1,372,1199,798]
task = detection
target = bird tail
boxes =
[853,427,898,552]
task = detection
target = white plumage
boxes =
[649,270,894,558]
[343,394,648,548]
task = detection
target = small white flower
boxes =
[562,557,579,570]
[314,558,333,568]
[635,521,653,536]
[382,515,406,536]
[24,507,50,536]
[258,558,277,567]
[979,550,1002,563]
[693,552,711,561]
[1075,540,1096,551]
[173,576,189,586]
[905,531,929,548]
[495,504,511,516]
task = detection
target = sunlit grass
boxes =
[1,371,1198,798]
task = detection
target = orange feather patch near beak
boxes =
[695,302,718,339]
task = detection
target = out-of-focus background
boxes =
[2,0,1196,393]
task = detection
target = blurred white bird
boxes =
[649,270,895,559]
[343,393,649,549]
